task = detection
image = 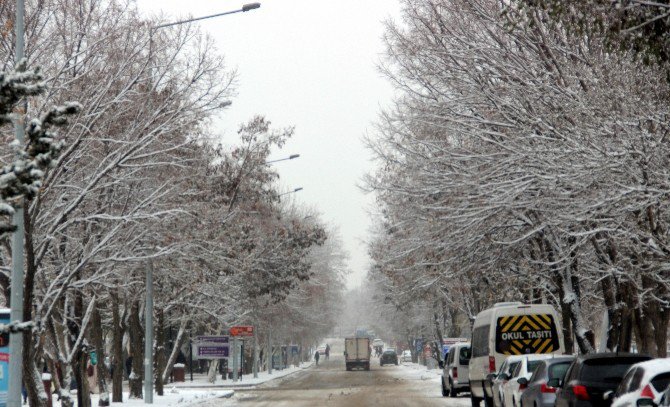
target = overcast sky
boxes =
[137,0,402,288]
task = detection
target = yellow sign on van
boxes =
[495,314,559,355]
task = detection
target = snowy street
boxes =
[194,342,465,407]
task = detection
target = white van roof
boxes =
[493,302,523,307]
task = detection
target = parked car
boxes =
[520,356,574,407]
[317,345,327,355]
[469,302,566,407]
[502,354,555,407]
[610,358,670,407]
[554,353,652,407]
[380,349,399,366]
[490,356,526,407]
[401,350,412,362]
[441,342,471,397]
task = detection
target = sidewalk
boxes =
[52,363,313,406]
[173,361,314,389]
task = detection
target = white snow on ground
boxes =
[171,361,314,388]
[53,389,233,407]
[389,361,472,407]
[51,362,313,406]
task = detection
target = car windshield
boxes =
[528,360,543,373]
[384,350,395,354]
[581,358,648,383]
[507,362,520,376]
[548,362,571,380]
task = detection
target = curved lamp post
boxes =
[144,4,260,404]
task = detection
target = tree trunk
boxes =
[91,304,110,406]
[128,300,144,399]
[73,287,91,407]
[155,309,166,396]
[23,199,48,407]
[162,319,188,384]
[110,290,124,402]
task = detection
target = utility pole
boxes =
[253,332,258,378]
[8,0,26,405]
[144,261,154,404]
[232,337,239,382]
[267,330,272,375]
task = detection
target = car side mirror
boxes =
[518,377,529,386]
[637,399,656,407]
[547,378,561,388]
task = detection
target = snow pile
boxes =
[53,389,233,407]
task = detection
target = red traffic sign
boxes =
[230,326,254,337]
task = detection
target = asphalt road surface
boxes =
[198,342,472,407]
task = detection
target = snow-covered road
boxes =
[193,350,472,407]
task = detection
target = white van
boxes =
[468,302,565,407]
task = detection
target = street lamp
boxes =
[278,187,303,198]
[265,154,300,164]
[143,4,260,404]
[151,3,261,31]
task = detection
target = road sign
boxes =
[230,326,254,337]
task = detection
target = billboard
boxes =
[194,336,230,360]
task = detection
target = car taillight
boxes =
[572,385,590,401]
[489,356,496,373]
[453,367,458,379]
[640,384,655,399]
[541,383,557,394]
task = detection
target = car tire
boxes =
[442,377,449,397]
[472,395,482,407]
[449,380,458,397]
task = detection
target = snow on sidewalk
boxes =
[172,361,314,388]
[51,362,312,406]
[53,388,233,407]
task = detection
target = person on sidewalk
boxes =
[325,344,330,360]
[314,350,320,366]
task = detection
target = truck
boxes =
[344,337,371,371]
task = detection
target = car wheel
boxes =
[449,380,458,397]
[471,395,482,407]
[442,377,449,397]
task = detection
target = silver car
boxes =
[520,356,574,407]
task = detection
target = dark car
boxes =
[520,356,575,407]
[554,353,652,407]
[380,349,399,366]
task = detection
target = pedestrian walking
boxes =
[325,344,330,360]
[314,350,320,366]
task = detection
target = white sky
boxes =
[137,0,402,288]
